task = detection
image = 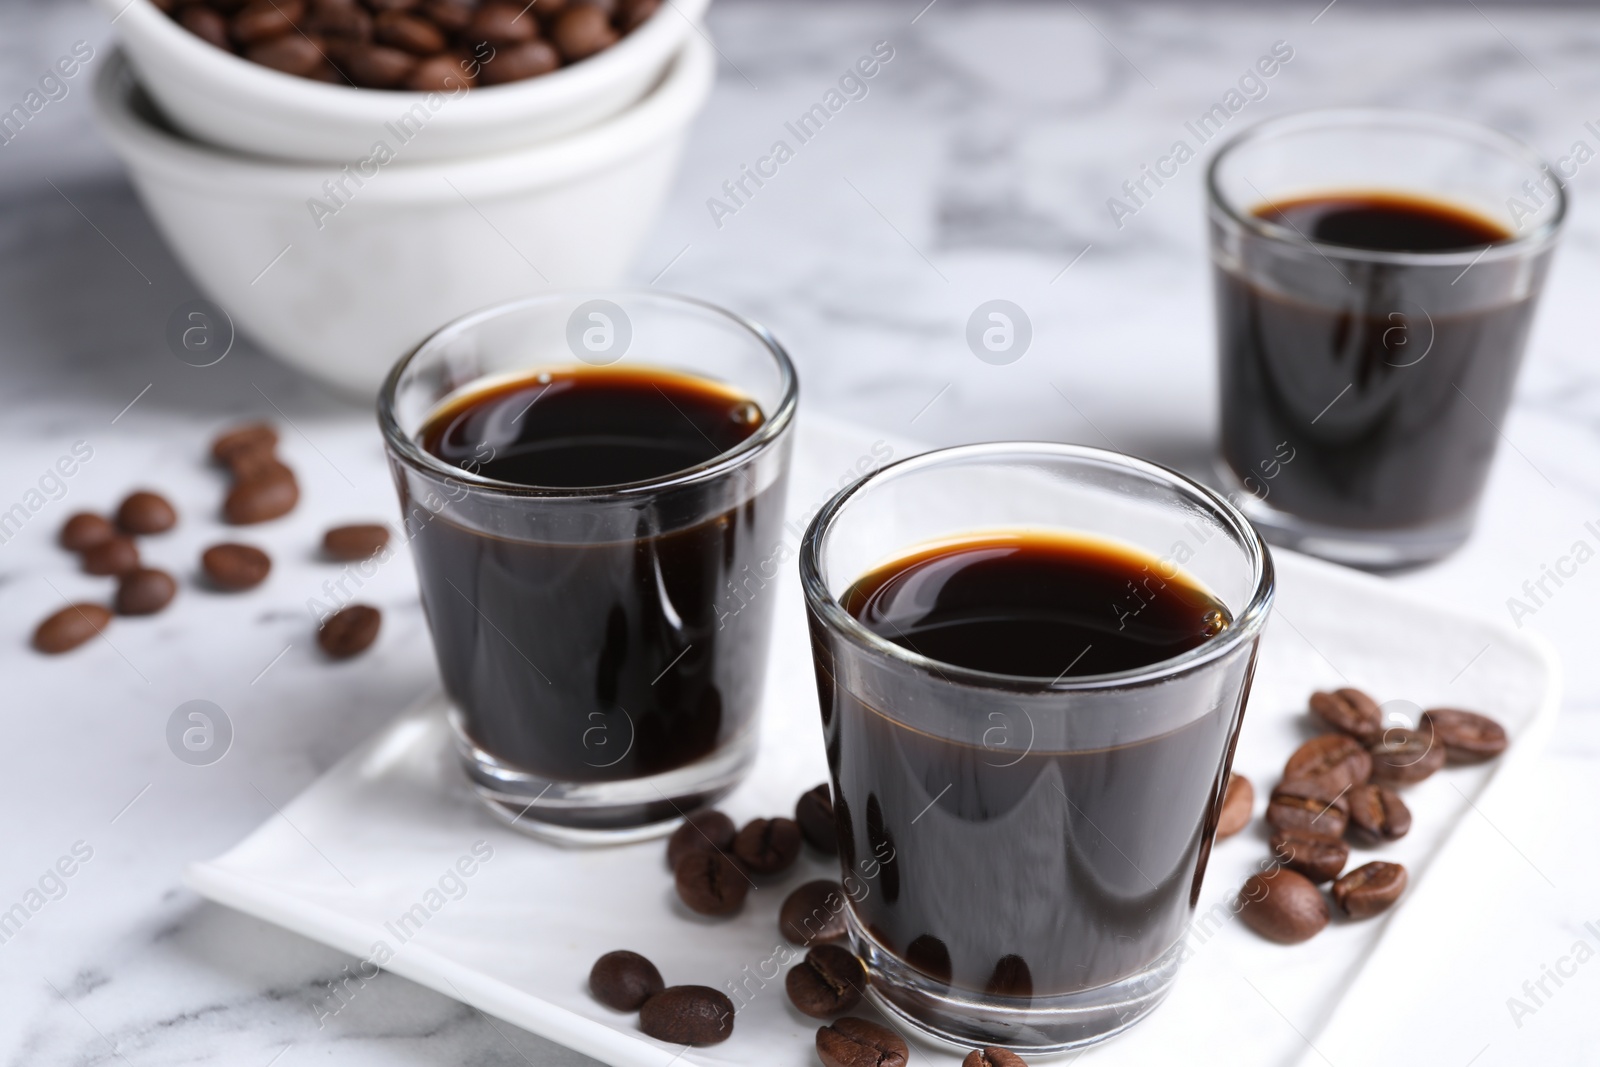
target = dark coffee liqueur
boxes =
[412,365,777,783]
[1218,191,1529,529]
[827,532,1238,997]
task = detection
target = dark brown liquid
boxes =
[407,366,783,788]
[1219,192,1534,531]
[820,533,1249,997]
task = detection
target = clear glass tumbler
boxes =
[1209,108,1565,568]
[799,443,1274,1053]
[380,292,797,843]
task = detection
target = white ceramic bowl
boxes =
[90,0,709,164]
[92,37,713,396]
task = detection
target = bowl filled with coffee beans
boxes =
[89,0,709,164]
[90,34,714,395]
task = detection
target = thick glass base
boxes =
[449,709,758,846]
[851,914,1183,1055]
[1217,463,1474,570]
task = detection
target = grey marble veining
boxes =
[2,2,1600,1064]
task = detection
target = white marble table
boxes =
[1,2,1597,1064]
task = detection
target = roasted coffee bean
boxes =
[796,782,837,854]
[963,1050,1028,1067]
[550,4,617,61]
[420,0,475,31]
[780,880,848,946]
[1269,828,1348,884]
[1216,772,1253,839]
[117,491,178,535]
[180,5,233,49]
[211,422,278,466]
[732,817,802,875]
[478,39,560,83]
[786,943,865,1019]
[323,523,391,561]
[224,465,300,524]
[231,0,305,44]
[374,10,447,53]
[331,41,417,86]
[83,535,140,577]
[1332,861,1407,919]
[1238,867,1329,944]
[407,52,476,90]
[639,985,734,1045]
[1309,688,1383,745]
[589,950,663,1011]
[33,603,112,654]
[1346,783,1411,844]
[467,1,539,45]
[366,0,421,10]
[673,849,748,916]
[1266,779,1349,837]
[307,0,373,39]
[1283,733,1371,793]
[60,512,115,552]
[116,568,178,616]
[618,0,659,33]
[1368,729,1445,785]
[666,809,736,869]
[816,1017,909,1067]
[1421,707,1508,763]
[202,543,273,591]
[248,33,327,75]
[318,604,381,658]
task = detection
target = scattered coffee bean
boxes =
[1331,861,1407,919]
[1269,828,1348,884]
[323,523,392,561]
[1421,707,1508,763]
[732,817,802,875]
[780,880,848,946]
[638,985,734,1045]
[1346,783,1411,844]
[1368,729,1445,785]
[116,491,178,535]
[83,535,141,577]
[1238,867,1329,944]
[1266,779,1349,838]
[1216,772,1253,839]
[589,950,663,1012]
[666,809,737,869]
[1309,688,1384,745]
[816,1017,909,1067]
[674,849,748,916]
[211,422,279,466]
[225,465,300,524]
[60,512,115,552]
[116,568,178,616]
[319,604,382,658]
[796,782,837,854]
[963,1050,1028,1067]
[786,943,865,1019]
[202,543,273,591]
[1283,733,1372,793]
[33,603,112,654]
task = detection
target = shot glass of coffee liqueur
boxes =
[1209,108,1566,568]
[380,293,797,842]
[800,444,1274,1052]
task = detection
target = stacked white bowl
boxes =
[91,0,714,394]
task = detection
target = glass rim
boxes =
[798,442,1277,694]
[1206,106,1567,268]
[376,290,799,501]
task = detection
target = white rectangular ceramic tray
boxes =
[186,415,1560,1067]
